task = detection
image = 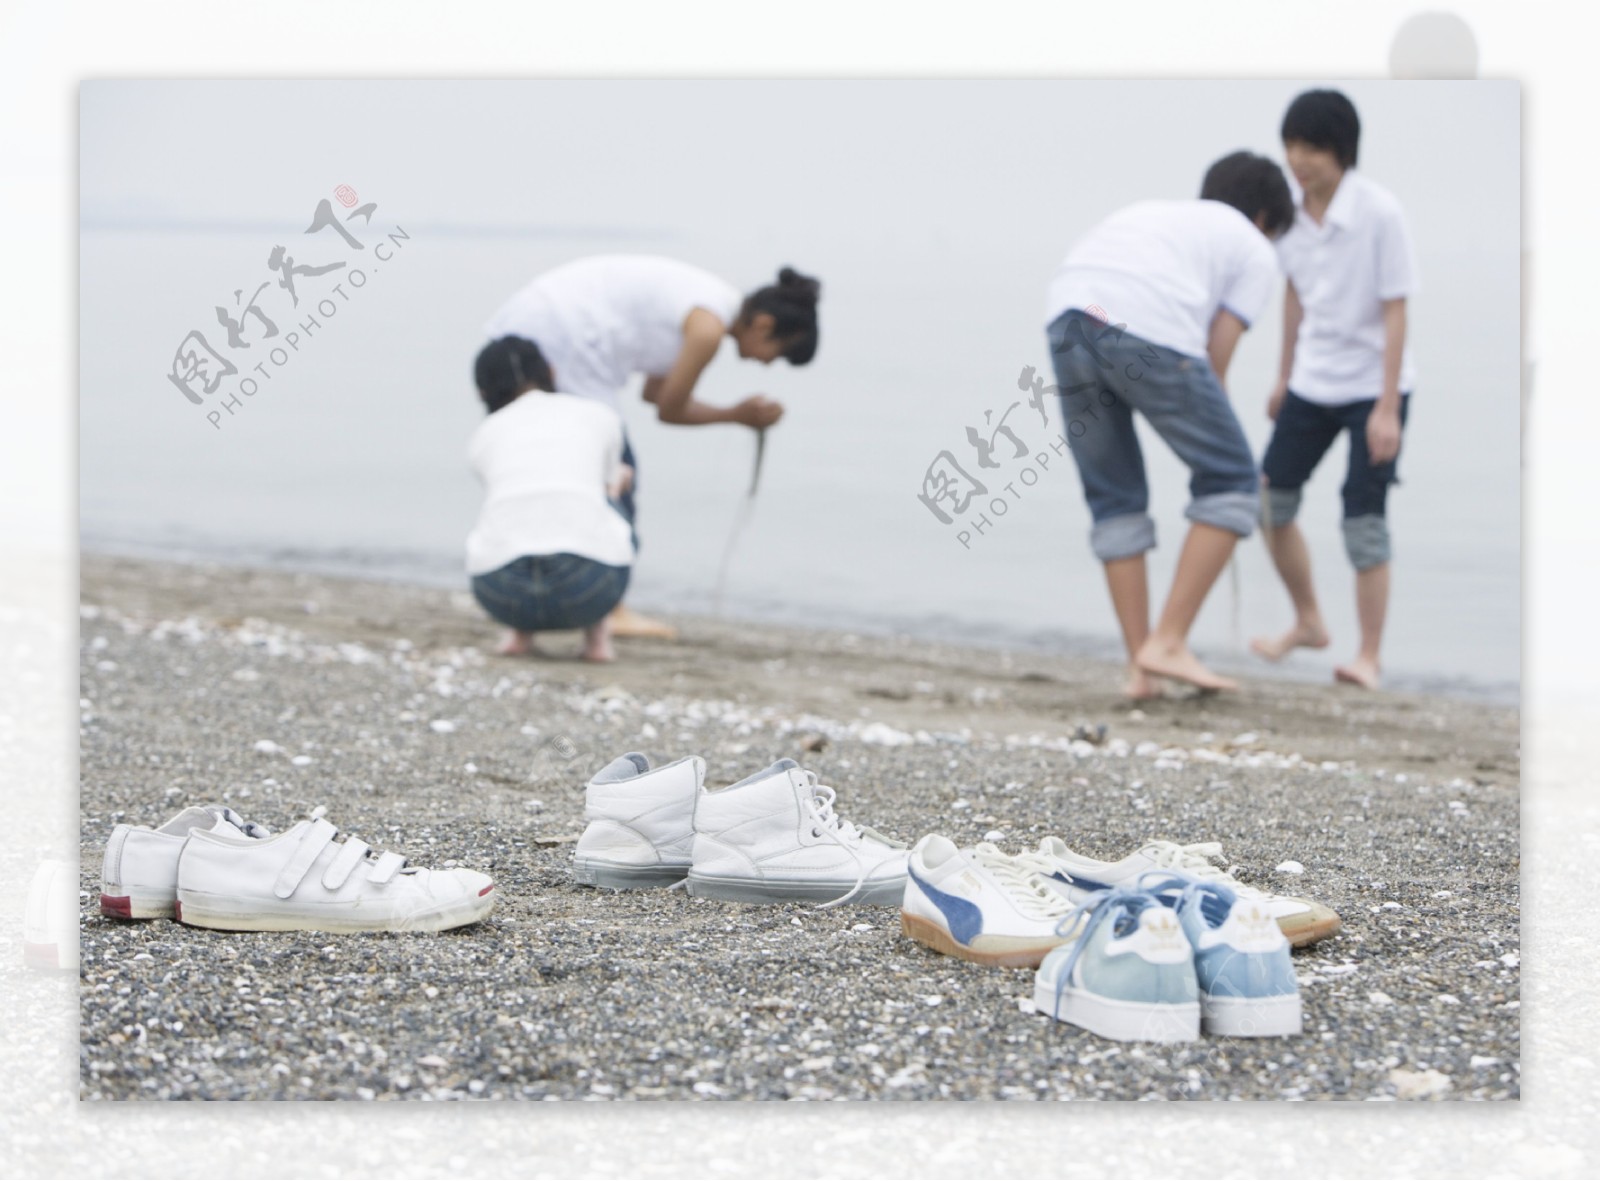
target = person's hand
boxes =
[732,395,784,430]
[1366,403,1403,465]
[1267,382,1288,421]
[607,464,635,500]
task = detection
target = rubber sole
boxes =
[572,859,689,890]
[174,885,496,933]
[1201,992,1303,1037]
[685,872,904,906]
[99,891,174,920]
[1033,976,1201,1043]
[900,911,1069,969]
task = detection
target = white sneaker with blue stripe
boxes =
[1142,873,1303,1037]
[1031,835,1342,948]
[900,836,1077,968]
[1033,887,1201,1043]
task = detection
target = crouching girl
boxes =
[466,336,636,662]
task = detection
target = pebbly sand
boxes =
[78,553,1520,1101]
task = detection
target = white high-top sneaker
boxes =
[101,805,270,919]
[175,808,495,933]
[573,753,705,889]
[687,759,908,905]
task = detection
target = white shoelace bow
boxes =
[803,779,863,844]
[1141,841,1269,899]
[798,772,905,909]
[976,848,1077,922]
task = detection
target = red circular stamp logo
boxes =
[334,185,359,208]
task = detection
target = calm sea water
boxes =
[79,82,1520,702]
[81,231,1519,702]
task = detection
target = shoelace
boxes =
[975,847,1077,922]
[802,777,866,846]
[1142,841,1272,900]
[1047,886,1165,1015]
[796,773,906,910]
[1135,870,1238,928]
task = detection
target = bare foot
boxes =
[1135,638,1239,693]
[1249,620,1330,663]
[608,604,678,640]
[582,621,616,663]
[1124,666,1166,700]
[1334,655,1381,689]
[495,629,537,656]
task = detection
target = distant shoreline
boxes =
[80,551,1520,785]
[80,535,1521,707]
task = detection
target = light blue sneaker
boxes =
[1032,887,1200,1043]
[1142,872,1303,1037]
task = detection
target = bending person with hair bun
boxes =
[476,255,821,641]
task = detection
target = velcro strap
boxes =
[368,850,407,885]
[321,837,372,890]
[272,818,338,899]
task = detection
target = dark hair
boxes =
[1200,151,1295,237]
[473,335,554,414]
[740,267,821,365]
[1280,89,1361,169]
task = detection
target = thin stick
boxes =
[713,428,767,615]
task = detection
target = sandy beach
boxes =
[78,553,1520,1101]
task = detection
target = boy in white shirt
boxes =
[1045,151,1294,696]
[1250,90,1418,689]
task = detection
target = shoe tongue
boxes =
[164,806,220,833]
[208,812,250,838]
[593,753,651,783]
[725,758,800,791]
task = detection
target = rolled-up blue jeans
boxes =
[1047,309,1259,562]
[471,553,630,633]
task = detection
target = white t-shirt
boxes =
[484,255,744,412]
[465,393,634,575]
[1045,199,1280,359]
[1277,171,1419,405]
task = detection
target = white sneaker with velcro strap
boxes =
[101,804,271,920]
[174,808,496,933]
